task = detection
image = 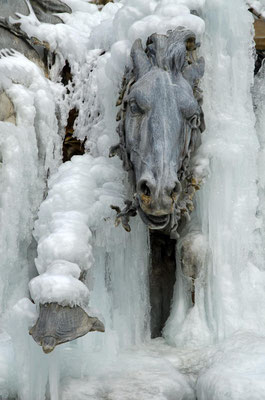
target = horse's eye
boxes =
[188,114,200,128]
[129,99,144,115]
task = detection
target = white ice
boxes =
[0,49,62,399]
[0,0,265,399]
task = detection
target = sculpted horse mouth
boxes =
[138,207,171,230]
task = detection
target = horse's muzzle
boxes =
[138,205,171,230]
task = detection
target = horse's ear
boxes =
[131,39,151,80]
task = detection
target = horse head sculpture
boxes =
[110,27,205,237]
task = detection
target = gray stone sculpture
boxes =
[110,27,205,238]
[30,303,105,353]
[0,0,72,125]
[0,0,71,72]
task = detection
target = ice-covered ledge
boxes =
[30,154,124,307]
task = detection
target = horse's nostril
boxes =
[171,182,181,197]
[140,181,151,197]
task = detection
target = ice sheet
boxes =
[1,0,265,399]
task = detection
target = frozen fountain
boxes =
[1,0,265,399]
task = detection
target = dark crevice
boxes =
[63,108,85,162]
[255,50,265,75]
[149,231,176,338]
[91,0,113,7]
[60,61,86,162]
[61,59,72,87]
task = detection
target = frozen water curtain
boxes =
[1,1,265,400]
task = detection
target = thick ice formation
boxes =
[164,0,261,345]
[13,0,206,311]
[1,0,265,399]
[0,50,61,310]
[29,261,90,306]
[0,49,61,398]
[165,0,265,398]
[196,332,265,399]
[31,155,124,306]
[61,348,195,400]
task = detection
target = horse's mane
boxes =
[116,27,197,109]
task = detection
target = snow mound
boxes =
[29,271,89,307]
[197,332,265,400]
[61,347,195,400]
[29,260,89,306]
